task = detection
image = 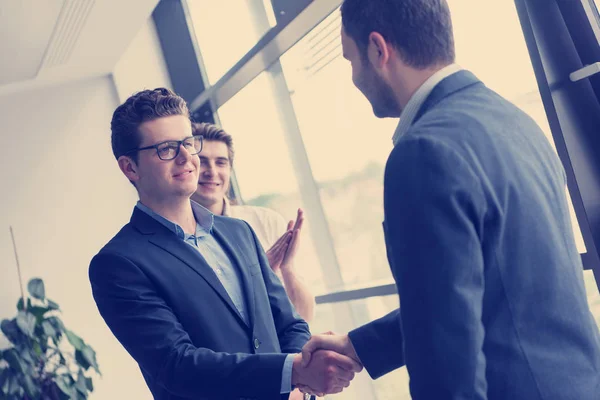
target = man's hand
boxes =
[265,208,304,274]
[291,349,362,396]
[281,209,304,272]
[265,231,292,273]
[301,333,361,367]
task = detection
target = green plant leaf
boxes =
[7,374,22,395]
[0,368,9,394]
[75,370,88,395]
[65,330,84,351]
[74,350,91,371]
[47,299,60,311]
[41,320,56,338]
[47,317,65,334]
[54,375,72,397]
[18,347,34,366]
[32,341,43,358]
[2,349,24,374]
[22,373,40,399]
[29,306,51,322]
[0,319,22,345]
[16,311,36,338]
[47,380,71,400]
[16,298,25,311]
[83,346,99,374]
[84,376,93,392]
[27,278,45,300]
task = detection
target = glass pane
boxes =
[186,0,274,84]
[279,1,587,295]
[280,10,398,290]
[583,270,600,329]
[217,70,326,292]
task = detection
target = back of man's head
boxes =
[111,88,190,162]
[340,0,455,68]
[191,122,235,165]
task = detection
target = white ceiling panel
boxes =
[0,0,64,85]
[0,0,160,96]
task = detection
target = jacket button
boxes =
[254,338,260,349]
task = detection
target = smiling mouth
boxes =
[199,182,220,187]
[174,170,193,178]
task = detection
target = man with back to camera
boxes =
[190,122,315,322]
[88,88,361,400]
[301,0,600,399]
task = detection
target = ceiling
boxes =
[0,0,159,96]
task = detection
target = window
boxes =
[217,69,326,292]
[186,0,274,84]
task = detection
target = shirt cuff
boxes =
[280,353,295,393]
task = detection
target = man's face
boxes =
[341,27,399,118]
[126,115,200,204]
[191,140,231,211]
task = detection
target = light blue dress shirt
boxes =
[136,201,295,394]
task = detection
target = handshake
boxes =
[291,332,362,397]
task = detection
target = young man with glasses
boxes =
[88,88,361,400]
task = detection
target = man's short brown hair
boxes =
[111,88,190,162]
[341,0,455,68]
[191,122,235,165]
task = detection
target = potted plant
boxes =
[0,278,100,399]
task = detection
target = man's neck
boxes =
[139,197,196,233]
[190,194,225,216]
[393,63,450,111]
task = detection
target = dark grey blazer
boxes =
[89,207,310,400]
[349,70,600,400]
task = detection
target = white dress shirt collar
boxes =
[392,63,462,145]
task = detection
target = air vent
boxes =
[302,10,342,78]
[38,0,95,71]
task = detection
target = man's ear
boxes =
[368,32,391,68]
[118,155,140,183]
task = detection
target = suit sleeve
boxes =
[243,221,311,353]
[383,137,487,399]
[349,309,405,379]
[89,252,288,399]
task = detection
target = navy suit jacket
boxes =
[89,207,310,400]
[349,70,600,399]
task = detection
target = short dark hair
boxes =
[111,88,190,161]
[341,0,455,68]
[191,122,235,165]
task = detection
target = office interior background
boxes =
[1,0,600,398]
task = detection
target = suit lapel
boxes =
[130,207,250,329]
[213,217,256,329]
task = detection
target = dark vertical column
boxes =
[152,0,209,106]
[515,0,600,283]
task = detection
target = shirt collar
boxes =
[135,200,214,240]
[190,200,215,232]
[392,63,462,145]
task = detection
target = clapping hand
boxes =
[266,209,304,273]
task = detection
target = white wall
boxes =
[0,76,151,399]
[112,18,173,102]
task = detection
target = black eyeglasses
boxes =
[125,135,203,160]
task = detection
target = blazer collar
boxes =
[129,207,255,330]
[413,70,482,124]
